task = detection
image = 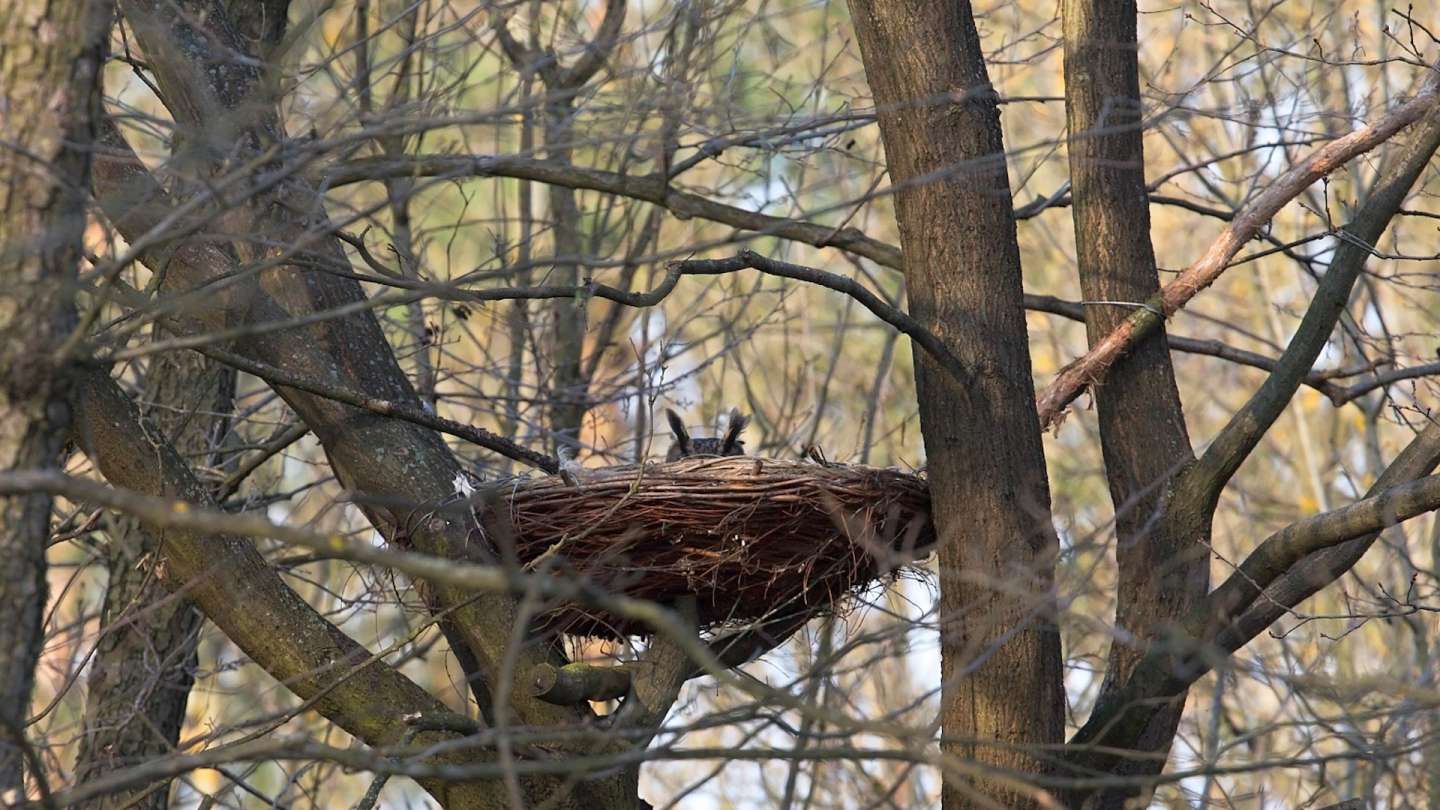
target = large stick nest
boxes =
[481,457,934,638]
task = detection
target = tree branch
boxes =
[101,3,589,735]
[1202,473,1440,640]
[528,662,632,706]
[320,155,905,269]
[622,606,814,735]
[1063,96,1440,781]
[1036,60,1440,429]
[63,368,495,808]
[0,466,815,720]
[667,251,968,380]
[559,0,626,89]
[1183,95,1440,503]
[198,347,560,473]
[319,152,1440,409]
[1069,420,1440,762]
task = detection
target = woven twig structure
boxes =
[480,456,934,637]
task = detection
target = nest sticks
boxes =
[472,456,933,638]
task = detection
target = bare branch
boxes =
[0,466,848,731]
[198,347,561,473]
[1185,95,1440,502]
[558,0,626,89]
[320,155,905,268]
[668,251,968,380]
[1070,421,1440,761]
[1036,61,1440,429]
[102,3,587,733]
[64,368,495,808]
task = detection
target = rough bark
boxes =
[847,1,1064,806]
[72,353,231,810]
[1060,0,1200,804]
[0,0,110,796]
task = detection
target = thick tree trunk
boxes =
[1059,0,1201,804]
[847,2,1064,807]
[72,353,232,809]
[0,0,109,796]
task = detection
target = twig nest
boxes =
[486,456,934,638]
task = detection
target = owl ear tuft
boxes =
[722,408,749,454]
[665,409,691,456]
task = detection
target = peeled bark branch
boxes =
[528,663,632,705]
[1185,102,1440,502]
[1036,61,1440,429]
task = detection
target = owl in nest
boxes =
[665,408,749,461]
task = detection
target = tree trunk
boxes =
[109,0,576,728]
[545,96,592,454]
[74,5,270,797]
[847,2,1064,806]
[1064,80,1440,802]
[1060,0,1201,804]
[0,0,110,796]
